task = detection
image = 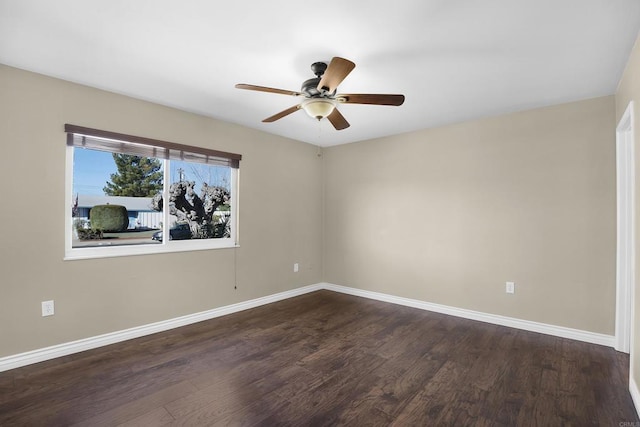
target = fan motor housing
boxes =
[301,78,336,97]
[310,61,327,77]
[302,61,336,97]
[301,77,322,97]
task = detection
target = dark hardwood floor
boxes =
[0,290,637,426]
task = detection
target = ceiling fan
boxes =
[235,57,405,131]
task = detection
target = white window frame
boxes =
[64,126,240,260]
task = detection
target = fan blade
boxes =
[336,93,405,106]
[327,108,350,130]
[262,105,302,123]
[317,57,356,94]
[236,84,302,97]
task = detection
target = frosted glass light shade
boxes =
[302,98,336,120]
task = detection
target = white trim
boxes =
[64,239,238,260]
[616,100,636,353]
[0,283,323,372]
[322,283,615,347]
[0,282,617,372]
[631,377,640,420]
[64,145,74,256]
[617,101,639,421]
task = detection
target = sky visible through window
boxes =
[73,148,230,196]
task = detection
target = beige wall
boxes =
[323,96,617,334]
[616,31,640,390]
[0,60,622,360]
[0,65,324,357]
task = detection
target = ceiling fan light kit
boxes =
[235,57,405,131]
[302,98,336,120]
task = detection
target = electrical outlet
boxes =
[293,263,299,273]
[41,300,54,317]
[506,282,515,294]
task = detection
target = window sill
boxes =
[64,239,239,261]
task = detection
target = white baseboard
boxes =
[0,281,616,372]
[0,283,323,373]
[321,283,616,348]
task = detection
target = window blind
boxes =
[65,124,241,168]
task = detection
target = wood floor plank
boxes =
[389,359,469,426]
[70,380,194,427]
[261,351,387,426]
[0,290,637,426]
[340,338,450,422]
[116,406,174,427]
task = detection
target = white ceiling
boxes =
[1,1,639,147]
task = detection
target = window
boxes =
[65,124,241,260]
